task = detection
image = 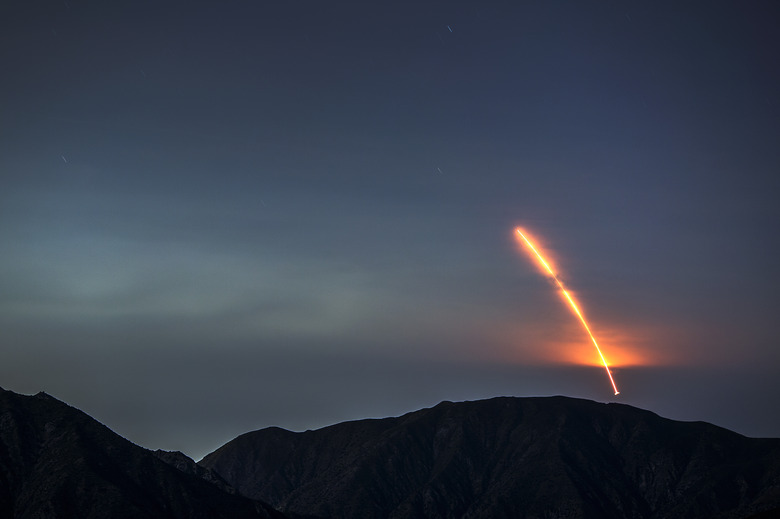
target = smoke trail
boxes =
[515,228,620,395]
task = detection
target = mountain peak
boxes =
[201,395,780,519]
[0,388,287,518]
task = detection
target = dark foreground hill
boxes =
[200,396,780,519]
[0,387,286,519]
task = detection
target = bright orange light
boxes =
[515,227,620,395]
[556,337,649,368]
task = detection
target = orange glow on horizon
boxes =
[483,318,679,369]
[515,227,620,395]
[554,335,650,368]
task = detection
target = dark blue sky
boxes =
[2,0,779,460]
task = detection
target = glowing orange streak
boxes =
[515,228,620,395]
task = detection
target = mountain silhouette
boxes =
[0,387,286,518]
[200,396,780,519]
[3,387,779,518]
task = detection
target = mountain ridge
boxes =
[3,387,779,518]
[200,396,780,519]
[0,387,287,518]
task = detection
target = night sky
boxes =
[2,1,779,460]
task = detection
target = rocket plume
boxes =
[515,228,620,396]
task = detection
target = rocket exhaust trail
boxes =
[515,228,620,396]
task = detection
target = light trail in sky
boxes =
[515,228,620,395]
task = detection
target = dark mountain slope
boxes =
[0,387,286,519]
[152,448,239,495]
[200,396,780,519]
